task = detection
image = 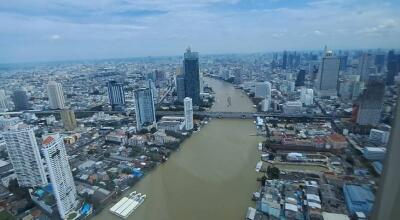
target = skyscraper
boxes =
[0,89,7,111]
[255,82,272,100]
[282,51,288,70]
[47,81,65,109]
[2,124,48,187]
[42,134,77,219]
[183,47,201,106]
[339,55,348,71]
[374,53,385,73]
[233,67,242,84]
[386,50,398,86]
[12,88,30,111]
[358,53,374,82]
[60,109,77,131]
[295,69,306,87]
[355,80,385,126]
[314,49,340,97]
[184,97,193,130]
[107,81,125,111]
[175,74,185,103]
[134,87,156,131]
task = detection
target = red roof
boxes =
[328,133,346,142]
[42,136,54,145]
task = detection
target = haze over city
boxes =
[1,0,400,63]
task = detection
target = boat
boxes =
[110,192,147,219]
[255,161,263,172]
[258,142,262,151]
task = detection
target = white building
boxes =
[184,97,194,130]
[314,49,340,97]
[369,129,390,144]
[134,87,156,131]
[261,98,270,112]
[42,134,77,219]
[2,124,47,187]
[255,82,272,99]
[47,81,65,109]
[283,101,303,115]
[300,88,314,106]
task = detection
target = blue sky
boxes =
[0,0,399,63]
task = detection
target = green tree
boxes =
[267,166,280,179]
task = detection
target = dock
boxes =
[109,191,146,219]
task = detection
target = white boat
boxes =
[258,142,262,151]
[110,192,147,219]
[255,161,263,172]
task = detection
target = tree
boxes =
[267,166,280,179]
[150,127,157,134]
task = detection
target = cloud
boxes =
[357,19,399,35]
[313,30,324,35]
[50,34,60,40]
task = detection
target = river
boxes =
[95,78,263,220]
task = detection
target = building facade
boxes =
[42,134,77,219]
[134,87,156,131]
[12,89,30,111]
[183,47,201,106]
[2,124,48,187]
[107,81,125,111]
[47,81,65,109]
[314,50,340,97]
[355,80,385,126]
[60,109,77,131]
[184,97,193,130]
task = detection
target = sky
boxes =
[0,0,399,63]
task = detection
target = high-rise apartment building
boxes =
[60,109,77,131]
[47,81,65,109]
[386,50,398,86]
[282,51,288,70]
[42,134,77,219]
[358,53,374,82]
[0,89,7,111]
[184,97,193,130]
[134,87,156,131]
[183,47,200,106]
[175,74,185,103]
[107,81,125,111]
[2,124,47,187]
[314,49,340,97]
[255,82,272,100]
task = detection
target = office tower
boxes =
[12,88,30,111]
[184,97,193,130]
[60,109,77,131]
[199,72,204,93]
[314,48,340,97]
[107,81,125,111]
[261,98,270,112]
[176,74,185,103]
[134,87,156,131]
[2,124,48,187]
[358,53,374,82]
[386,50,398,86]
[295,69,306,87]
[0,89,7,111]
[47,81,65,109]
[254,82,272,99]
[282,51,288,70]
[42,134,77,219]
[183,47,201,106]
[374,54,385,73]
[355,80,385,126]
[339,55,348,71]
[371,95,400,220]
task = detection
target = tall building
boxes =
[295,69,306,87]
[184,97,193,130]
[12,88,30,111]
[42,134,77,219]
[300,88,314,106]
[339,55,348,71]
[358,53,374,82]
[374,53,385,73]
[175,74,185,103]
[134,87,156,131]
[355,80,385,126]
[183,47,201,106]
[107,81,125,111]
[371,94,400,220]
[386,50,398,86]
[233,68,242,84]
[282,51,288,70]
[314,49,340,97]
[2,124,47,187]
[254,82,272,99]
[0,89,7,111]
[47,81,65,109]
[60,109,77,131]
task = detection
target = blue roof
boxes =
[372,161,383,175]
[343,184,375,215]
[80,203,92,215]
[43,184,53,193]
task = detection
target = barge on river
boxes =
[109,191,146,219]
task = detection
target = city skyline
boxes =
[1,0,399,63]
